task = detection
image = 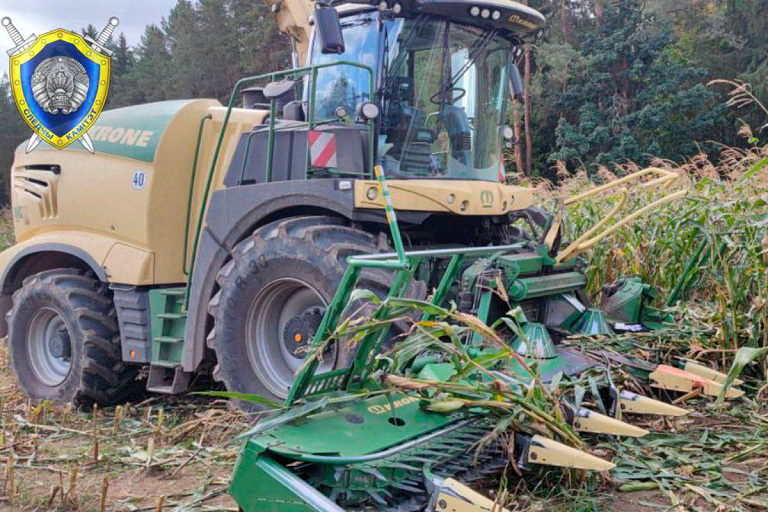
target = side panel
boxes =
[112,286,152,363]
[5,100,270,287]
[8,100,216,286]
[0,232,153,287]
[182,229,228,373]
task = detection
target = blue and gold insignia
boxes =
[2,17,119,153]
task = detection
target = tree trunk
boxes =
[561,0,570,91]
[513,101,524,174]
[561,0,569,43]
[594,0,604,18]
[523,45,533,177]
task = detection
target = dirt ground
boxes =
[0,345,246,511]
[0,339,766,511]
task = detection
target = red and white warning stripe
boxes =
[309,130,337,169]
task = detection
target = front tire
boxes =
[207,216,418,408]
[7,269,137,408]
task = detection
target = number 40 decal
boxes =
[132,170,147,190]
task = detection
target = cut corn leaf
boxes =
[715,347,768,406]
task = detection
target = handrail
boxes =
[555,168,685,263]
[183,61,375,309]
[182,113,212,276]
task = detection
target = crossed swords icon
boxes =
[1,16,119,153]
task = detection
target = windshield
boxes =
[309,13,513,181]
[381,17,511,181]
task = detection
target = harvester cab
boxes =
[0,0,747,510]
[267,0,541,183]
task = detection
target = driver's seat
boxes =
[401,127,436,175]
[438,105,472,167]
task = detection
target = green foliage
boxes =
[522,0,768,178]
[0,76,27,203]
[0,208,14,251]
[545,0,726,171]
[111,0,291,106]
[193,390,282,409]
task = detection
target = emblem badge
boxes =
[480,189,494,208]
[2,16,119,153]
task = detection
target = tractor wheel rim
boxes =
[246,278,333,399]
[27,308,72,387]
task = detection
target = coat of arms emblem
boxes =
[2,17,118,153]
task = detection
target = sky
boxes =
[0,0,177,77]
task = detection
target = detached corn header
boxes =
[228,167,740,511]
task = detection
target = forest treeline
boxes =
[0,0,766,200]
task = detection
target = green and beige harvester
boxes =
[0,0,744,509]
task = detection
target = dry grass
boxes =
[0,342,248,511]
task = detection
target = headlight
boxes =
[357,102,380,121]
[334,106,348,119]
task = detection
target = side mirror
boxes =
[315,4,345,54]
[509,63,524,101]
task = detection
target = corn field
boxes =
[508,83,768,380]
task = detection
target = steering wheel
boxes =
[430,87,466,105]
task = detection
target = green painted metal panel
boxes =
[501,348,599,383]
[149,287,188,366]
[256,393,459,459]
[510,322,558,359]
[230,444,334,512]
[30,100,195,162]
[508,272,588,301]
[498,253,546,276]
[571,309,612,335]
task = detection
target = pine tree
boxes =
[128,24,174,104]
[114,33,135,77]
[164,0,205,98]
[107,33,136,109]
[547,0,726,172]
[231,0,292,83]
[0,75,29,203]
[81,24,98,40]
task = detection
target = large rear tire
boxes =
[7,269,138,409]
[207,216,420,408]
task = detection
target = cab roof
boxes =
[335,0,546,40]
